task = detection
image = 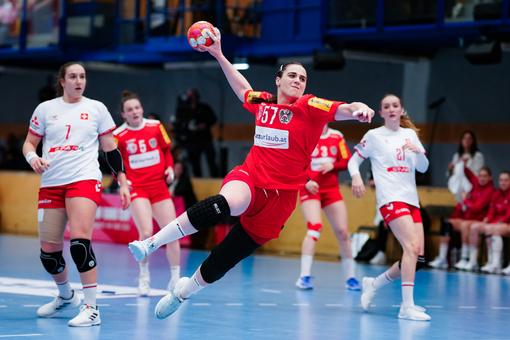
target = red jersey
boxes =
[242,90,343,190]
[113,119,173,186]
[307,128,351,189]
[462,167,494,221]
[486,189,510,223]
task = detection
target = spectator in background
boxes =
[0,0,18,46]
[172,88,219,178]
[447,130,484,203]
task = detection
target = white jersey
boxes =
[28,96,116,187]
[354,126,426,209]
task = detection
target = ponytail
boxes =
[400,112,420,135]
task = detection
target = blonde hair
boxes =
[381,93,420,135]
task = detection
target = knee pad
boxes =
[416,255,426,271]
[70,239,97,273]
[200,222,260,283]
[187,195,231,230]
[440,218,452,237]
[306,222,322,241]
[40,249,66,275]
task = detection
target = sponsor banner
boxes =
[128,149,160,169]
[253,126,289,149]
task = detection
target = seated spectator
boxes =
[0,0,18,46]
[467,171,510,274]
[429,165,494,270]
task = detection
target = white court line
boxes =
[260,289,281,294]
[492,306,510,310]
[22,305,40,308]
[0,334,43,338]
[258,303,277,307]
[0,305,7,308]
[391,304,400,308]
[225,303,243,306]
[424,305,443,309]
[459,306,477,309]
[325,304,343,307]
[125,303,141,306]
[293,303,310,307]
[96,304,110,307]
[191,303,210,306]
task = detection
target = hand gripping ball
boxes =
[187,21,215,49]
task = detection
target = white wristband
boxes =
[25,151,38,165]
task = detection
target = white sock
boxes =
[492,236,503,268]
[438,243,448,260]
[147,220,192,251]
[139,260,149,276]
[460,244,469,260]
[372,271,393,290]
[56,280,73,299]
[486,238,493,264]
[82,283,97,307]
[401,282,415,307]
[469,246,478,265]
[179,270,206,299]
[344,258,355,279]
[171,265,180,280]
[300,255,313,277]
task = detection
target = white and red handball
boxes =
[187,21,215,49]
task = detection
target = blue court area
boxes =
[0,234,508,340]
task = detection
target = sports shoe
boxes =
[295,276,314,290]
[345,277,361,291]
[398,305,431,321]
[155,277,189,319]
[501,265,510,276]
[454,259,469,270]
[68,304,101,327]
[138,272,150,296]
[480,262,493,272]
[401,303,426,312]
[369,251,387,265]
[463,261,478,272]
[428,257,448,269]
[36,290,81,317]
[167,277,179,292]
[128,240,150,262]
[360,277,376,311]
[482,263,502,274]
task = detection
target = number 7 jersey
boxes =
[28,97,116,187]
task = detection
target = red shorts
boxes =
[131,180,171,204]
[299,186,343,207]
[379,201,422,225]
[38,180,102,209]
[222,165,298,245]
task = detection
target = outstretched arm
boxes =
[335,102,375,123]
[197,28,252,102]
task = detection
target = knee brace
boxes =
[416,255,426,271]
[40,249,66,275]
[70,239,97,273]
[440,218,452,237]
[200,222,260,283]
[306,222,322,241]
[187,195,231,230]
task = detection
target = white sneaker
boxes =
[167,277,179,292]
[360,277,376,311]
[138,272,150,296]
[155,277,189,319]
[369,251,387,265]
[482,263,502,274]
[428,257,448,269]
[463,261,478,272]
[36,290,81,317]
[128,240,150,262]
[68,304,101,327]
[454,259,469,270]
[502,265,510,275]
[398,305,431,321]
[401,304,426,312]
[480,262,493,272]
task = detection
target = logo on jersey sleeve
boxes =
[254,126,289,149]
[80,113,89,120]
[308,97,333,112]
[279,109,293,124]
[338,140,349,159]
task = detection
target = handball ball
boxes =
[187,21,215,49]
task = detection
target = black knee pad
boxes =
[70,239,97,273]
[40,249,66,275]
[416,255,426,271]
[187,195,231,230]
[200,222,260,283]
[440,218,452,236]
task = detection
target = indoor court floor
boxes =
[0,235,508,340]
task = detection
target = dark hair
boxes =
[479,166,492,176]
[500,170,510,177]
[457,130,479,157]
[55,61,86,96]
[247,61,305,104]
[120,90,141,112]
[381,94,420,135]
